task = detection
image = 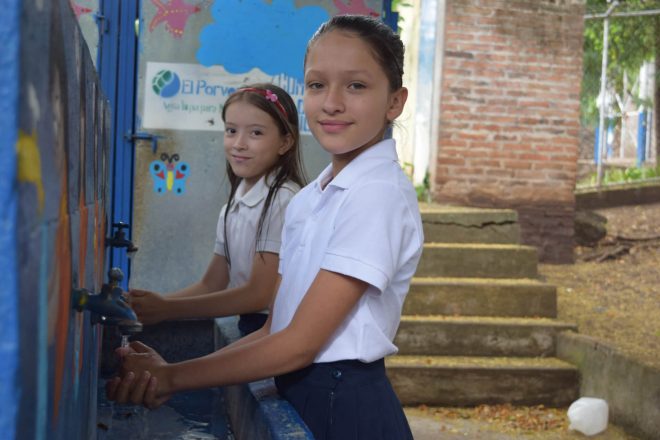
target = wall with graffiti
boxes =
[15,0,111,438]
[129,0,387,294]
[3,0,397,437]
[65,1,389,296]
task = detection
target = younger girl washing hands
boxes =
[129,83,305,335]
[109,15,423,439]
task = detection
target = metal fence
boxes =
[580,1,659,188]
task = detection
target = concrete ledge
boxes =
[419,205,520,244]
[215,317,313,440]
[406,277,557,318]
[576,181,660,210]
[557,331,660,440]
[395,316,576,357]
[417,243,539,279]
[387,355,578,407]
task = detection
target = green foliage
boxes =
[581,0,660,124]
[391,0,413,32]
[579,164,660,186]
[415,170,431,202]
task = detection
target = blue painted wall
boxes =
[13,0,111,438]
[0,0,20,438]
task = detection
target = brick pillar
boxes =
[433,0,585,263]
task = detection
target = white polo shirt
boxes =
[214,175,299,290]
[271,139,424,363]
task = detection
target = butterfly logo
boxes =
[149,153,190,195]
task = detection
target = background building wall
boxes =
[15,0,111,438]
[433,0,585,263]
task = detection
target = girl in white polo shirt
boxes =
[129,83,306,335]
[110,16,423,439]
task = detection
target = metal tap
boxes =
[72,267,142,334]
[105,222,138,253]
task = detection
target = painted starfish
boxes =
[149,0,204,38]
[69,0,93,18]
[333,0,379,17]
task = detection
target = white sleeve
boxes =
[213,204,228,256]
[256,184,298,254]
[320,182,421,293]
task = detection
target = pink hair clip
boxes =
[240,87,288,119]
[265,90,278,102]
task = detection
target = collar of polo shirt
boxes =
[234,174,270,208]
[315,139,398,192]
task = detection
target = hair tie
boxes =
[240,87,289,119]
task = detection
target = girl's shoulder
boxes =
[279,179,301,194]
[352,163,417,201]
[268,179,303,211]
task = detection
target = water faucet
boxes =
[105,222,138,253]
[72,267,142,334]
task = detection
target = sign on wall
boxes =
[144,61,312,133]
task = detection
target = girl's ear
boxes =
[278,133,294,155]
[386,87,408,123]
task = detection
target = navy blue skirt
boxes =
[274,359,413,440]
[237,313,268,336]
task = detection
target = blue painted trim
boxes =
[606,120,614,159]
[593,120,615,164]
[0,0,20,437]
[382,0,399,31]
[593,124,600,164]
[98,0,139,289]
[216,317,314,439]
[637,111,647,166]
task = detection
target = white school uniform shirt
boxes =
[271,139,424,363]
[214,174,299,290]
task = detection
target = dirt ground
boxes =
[405,404,637,439]
[406,202,660,439]
[543,202,660,371]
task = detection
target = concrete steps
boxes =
[419,204,520,244]
[388,205,579,407]
[386,355,579,407]
[395,316,577,357]
[416,243,539,279]
[405,277,557,318]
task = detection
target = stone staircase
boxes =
[387,205,579,407]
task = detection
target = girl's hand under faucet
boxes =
[106,341,172,409]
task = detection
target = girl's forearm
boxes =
[166,285,270,320]
[166,281,215,299]
[160,270,367,395]
[165,328,313,393]
[167,254,230,300]
[166,253,278,320]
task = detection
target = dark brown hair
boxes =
[221,83,306,265]
[305,15,405,91]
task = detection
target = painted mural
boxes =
[142,0,382,135]
[149,153,191,195]
[6,2,391,438]
[69,0,100,67]
[150,0,209,37]
[16,0,111,438]
[131,0,384,294]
